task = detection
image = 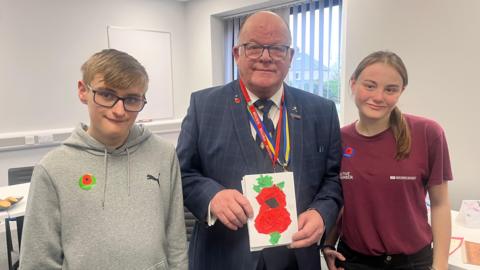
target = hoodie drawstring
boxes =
[101,145,132,209]
[102,148,108,209]
[126,146,131,196]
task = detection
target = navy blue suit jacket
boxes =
[177,80,342,270]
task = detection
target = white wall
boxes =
[0,0,187,185]
[342,0,480,209]
[0,0,188,132]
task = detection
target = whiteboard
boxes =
[107,26,174,121]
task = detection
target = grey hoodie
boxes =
[20,123,188,270]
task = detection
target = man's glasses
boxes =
[240,42,291,60]
[87,85,147,112]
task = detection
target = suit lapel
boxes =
[230,81,259,172]
[284,85,304,192]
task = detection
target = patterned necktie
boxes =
[254,99,275,148]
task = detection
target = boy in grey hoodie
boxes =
[19,49,188,270]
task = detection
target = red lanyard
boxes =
[239,80,284,166]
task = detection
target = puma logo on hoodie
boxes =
[146,173,160,185]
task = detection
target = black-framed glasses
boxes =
[240,42,291,60]
[87,85,147,112]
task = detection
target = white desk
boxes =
[449,210,480,270]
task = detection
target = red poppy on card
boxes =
[255,185,286,209]
[254,184,291,244]
[255,205,291,234]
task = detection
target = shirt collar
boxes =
[246,84,284,108]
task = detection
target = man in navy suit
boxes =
[177,11,342,270]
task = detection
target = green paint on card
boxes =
[269,231,281,245]
[253,175,273,193]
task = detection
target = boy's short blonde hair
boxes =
[81,49,148,91]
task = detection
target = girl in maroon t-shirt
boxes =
[323,51,452,270]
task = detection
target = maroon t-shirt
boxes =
[340,114,453,255]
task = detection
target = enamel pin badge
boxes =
[290,106,301,119]
[79,173,96,190]
[234,94,241,104]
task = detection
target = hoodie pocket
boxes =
[144,259,168,270]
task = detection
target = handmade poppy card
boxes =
[242,172,298,251]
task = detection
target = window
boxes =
[289,0,342,106]
[224,0,343,108]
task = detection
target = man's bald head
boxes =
[233,10,294,98]
[238,11,292,46]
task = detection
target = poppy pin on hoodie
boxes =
[79,173,96,190]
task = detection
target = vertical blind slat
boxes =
[318,0,325,96]
[326,0,333,99]
[291,6,299,83]
[337,0,343,81]
[300,3,307,85]
[309,1,315,93]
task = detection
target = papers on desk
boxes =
[457,200,480,228]
[242,172,298,251]
[463,240,480,266]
